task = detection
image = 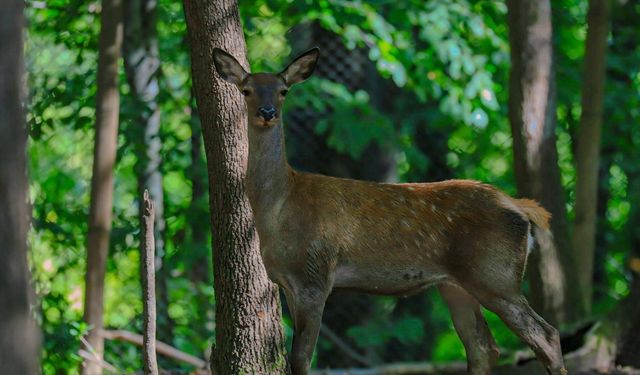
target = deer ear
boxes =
[280,47,319,86]
[212,48,248,86]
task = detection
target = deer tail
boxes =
[515,198,551,230]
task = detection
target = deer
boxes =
[211,47,568,375]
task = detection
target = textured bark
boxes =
[572,0,610,313]
[122,0,174,345]
[506,0,585,324]
[0,0,40,372]
[183,1,287,373]
[141,191,159,375]
[81,0,123,373]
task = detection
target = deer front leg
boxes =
[285,287,327,375]
[439,284,499,375]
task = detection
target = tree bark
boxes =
[0,0,40,373]
[506,0,586,325]
[122,0,174,345]
[141,190,159,375]
[81,0,123,373]
[183,1,288,374]
[572,0,610,313]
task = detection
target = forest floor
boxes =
[155,363,640,374]
[308,363,640,375]
[576,370,640,375]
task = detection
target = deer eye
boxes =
[280,89,288,97]
[242,89,251,96]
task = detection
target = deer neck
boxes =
[247,121,292,226]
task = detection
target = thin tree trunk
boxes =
[572,0,610,313]
[81,0,123,373]
[141,190,159,375]
[122,0,174,346]
[183,1,288,374]
[0,0,40,372]
[506,0,585,325]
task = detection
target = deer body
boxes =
[255,169,525,294]
[213,48,567,375]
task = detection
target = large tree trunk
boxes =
[506,0,585,325]
[122,0,174,346]
[183,1,288,374]
[81,0,123,373]
[0,0,40,372]
[571,0,610,313]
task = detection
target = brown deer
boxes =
[212,47,567,375]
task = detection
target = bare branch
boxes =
[100,329,208,370]
[78,349,118,373]
[319,324,372,367]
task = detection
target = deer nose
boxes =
[258,106,277,121]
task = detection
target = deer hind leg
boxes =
[439,284,499,375]
[478,293,566,375]
[457,241,566,375]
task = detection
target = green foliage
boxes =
[553,0,640,315]
[25,0,640,371]
[346,298,425,349]
[285,78,396,158]
[27,0,213,372]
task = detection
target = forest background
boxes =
[7,0,640,373]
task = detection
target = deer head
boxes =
[212,47,319,128]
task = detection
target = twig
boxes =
[319,324,373,367]
[142,190,159,375]
[100,329,208,369]
[77,349,119,373]
[79,335,120,373]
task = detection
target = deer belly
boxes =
[332,263,448,296]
